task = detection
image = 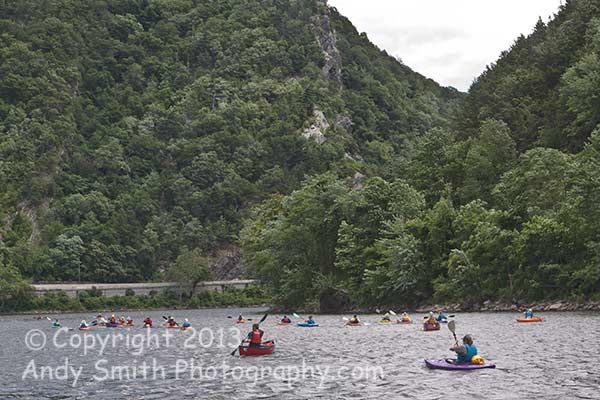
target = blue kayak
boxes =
[297,323,319,327]
[106,322,119,328]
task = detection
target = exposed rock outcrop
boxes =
[311,5,342,86]
[209,245,245,280]
[319,287,350,313]
[303,109,329,143]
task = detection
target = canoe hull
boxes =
[425,359,496,370]
[239,341,275,356]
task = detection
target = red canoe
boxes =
[423,322,441,331]
[239,341,275,356]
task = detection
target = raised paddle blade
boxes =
[375,308,381,314]
[259,313,268,323]
[292,313,300,318]
[448,320,456,333]
[342,317,349,321]
[389,310,397,316]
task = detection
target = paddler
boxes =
[524,308,534,319]
[52,319,61,328]
[237,314,244,322]
[401,312,410,322]
[166,316,178,327]
[119,316,126,325]
[182,318,191,329]
[436,311,447,321]
[108,314,116,324]
[349,314,360,324]
[143,316,153,328]
[80,320,88,329]
[247,323,264,348]
[381,312,391,322]
[426,311,437,325]
[281,315,291,323]
[305,315,316,325]
[448,334,478,364]
[126,316,134,326]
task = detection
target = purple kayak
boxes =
[425,359,496,370]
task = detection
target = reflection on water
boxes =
[1,309,598,399]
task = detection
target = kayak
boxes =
[297,323,319,327]
[164,324,179,328]
[346,322,362,326]
[396,319,412,324]
[239,340,275,356]
[142,324,153,328]
[79,326,90,331]
[438,319,448,324]
[181,326,193,331]
[379,319,392,324]
[277,322,292,325]
[236,320,245,324]
[517,317,543,323]
[425,359,496,370]
[423,323,440,331]
[106,322,119,328]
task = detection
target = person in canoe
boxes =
[281,315,291,323]
[80,320,89,329]
[182,318,191,329]
[125,316,134,326]
[166,316,178,327]
[524,308,534,319]
[143,316,153,328]
[247,323,264,347]
[381,312,392,322]
[349,315,360,324]
[400,312,411,322]
[426,312,437,325]
[436,311,447,322]
[52,319,61,328]
[305,315,316,325]
[447,334,478,364]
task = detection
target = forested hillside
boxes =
[0,0,460,301]
[243,0,600,308]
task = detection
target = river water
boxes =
[0,309,597,399]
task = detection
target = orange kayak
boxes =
[346,322,362,326]
[517,317,543,322]
[277,322,292,325]
[79,326,90,331]
[423,322,440,331]
[236,320,246,324]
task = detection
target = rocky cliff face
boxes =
[311,7,342,86]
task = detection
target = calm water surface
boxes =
[0,309,598,399]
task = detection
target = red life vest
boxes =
[250,330,262,345]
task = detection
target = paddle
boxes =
[231,313,268,356]
[389,310,397,316]
[448,320,458,346]
[292,312,300,319]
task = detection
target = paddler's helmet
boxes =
[81,320,85,324]
[528,308,532,312]
[429,311,434,316]
[184,318,189,322]
[462,335,473,345]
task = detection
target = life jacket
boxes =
[457,344,478,364]
[282,318,291,323]
[250,330,262,345]
[525,311,533,318]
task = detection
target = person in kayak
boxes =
[436,311,447,321]
[237,314,244,322]
[401,312,410,322]
[167,316,178,327]
[448,334,478,364]
[52,319,61,328]
[126,316,134,326]
[182,318,191,328]
[281,315,291,323]
[143,316,153,328]
[305,316,316,325]
[349,315,360,324]
[524,308,534,318]
[108,314,116,324]
[247,323,264,347]
[381,312,392,322]
[426,312,437,325]
[80,320,88,329]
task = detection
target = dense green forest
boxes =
[1,0,599,311]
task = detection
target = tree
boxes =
[166,248,210,296]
